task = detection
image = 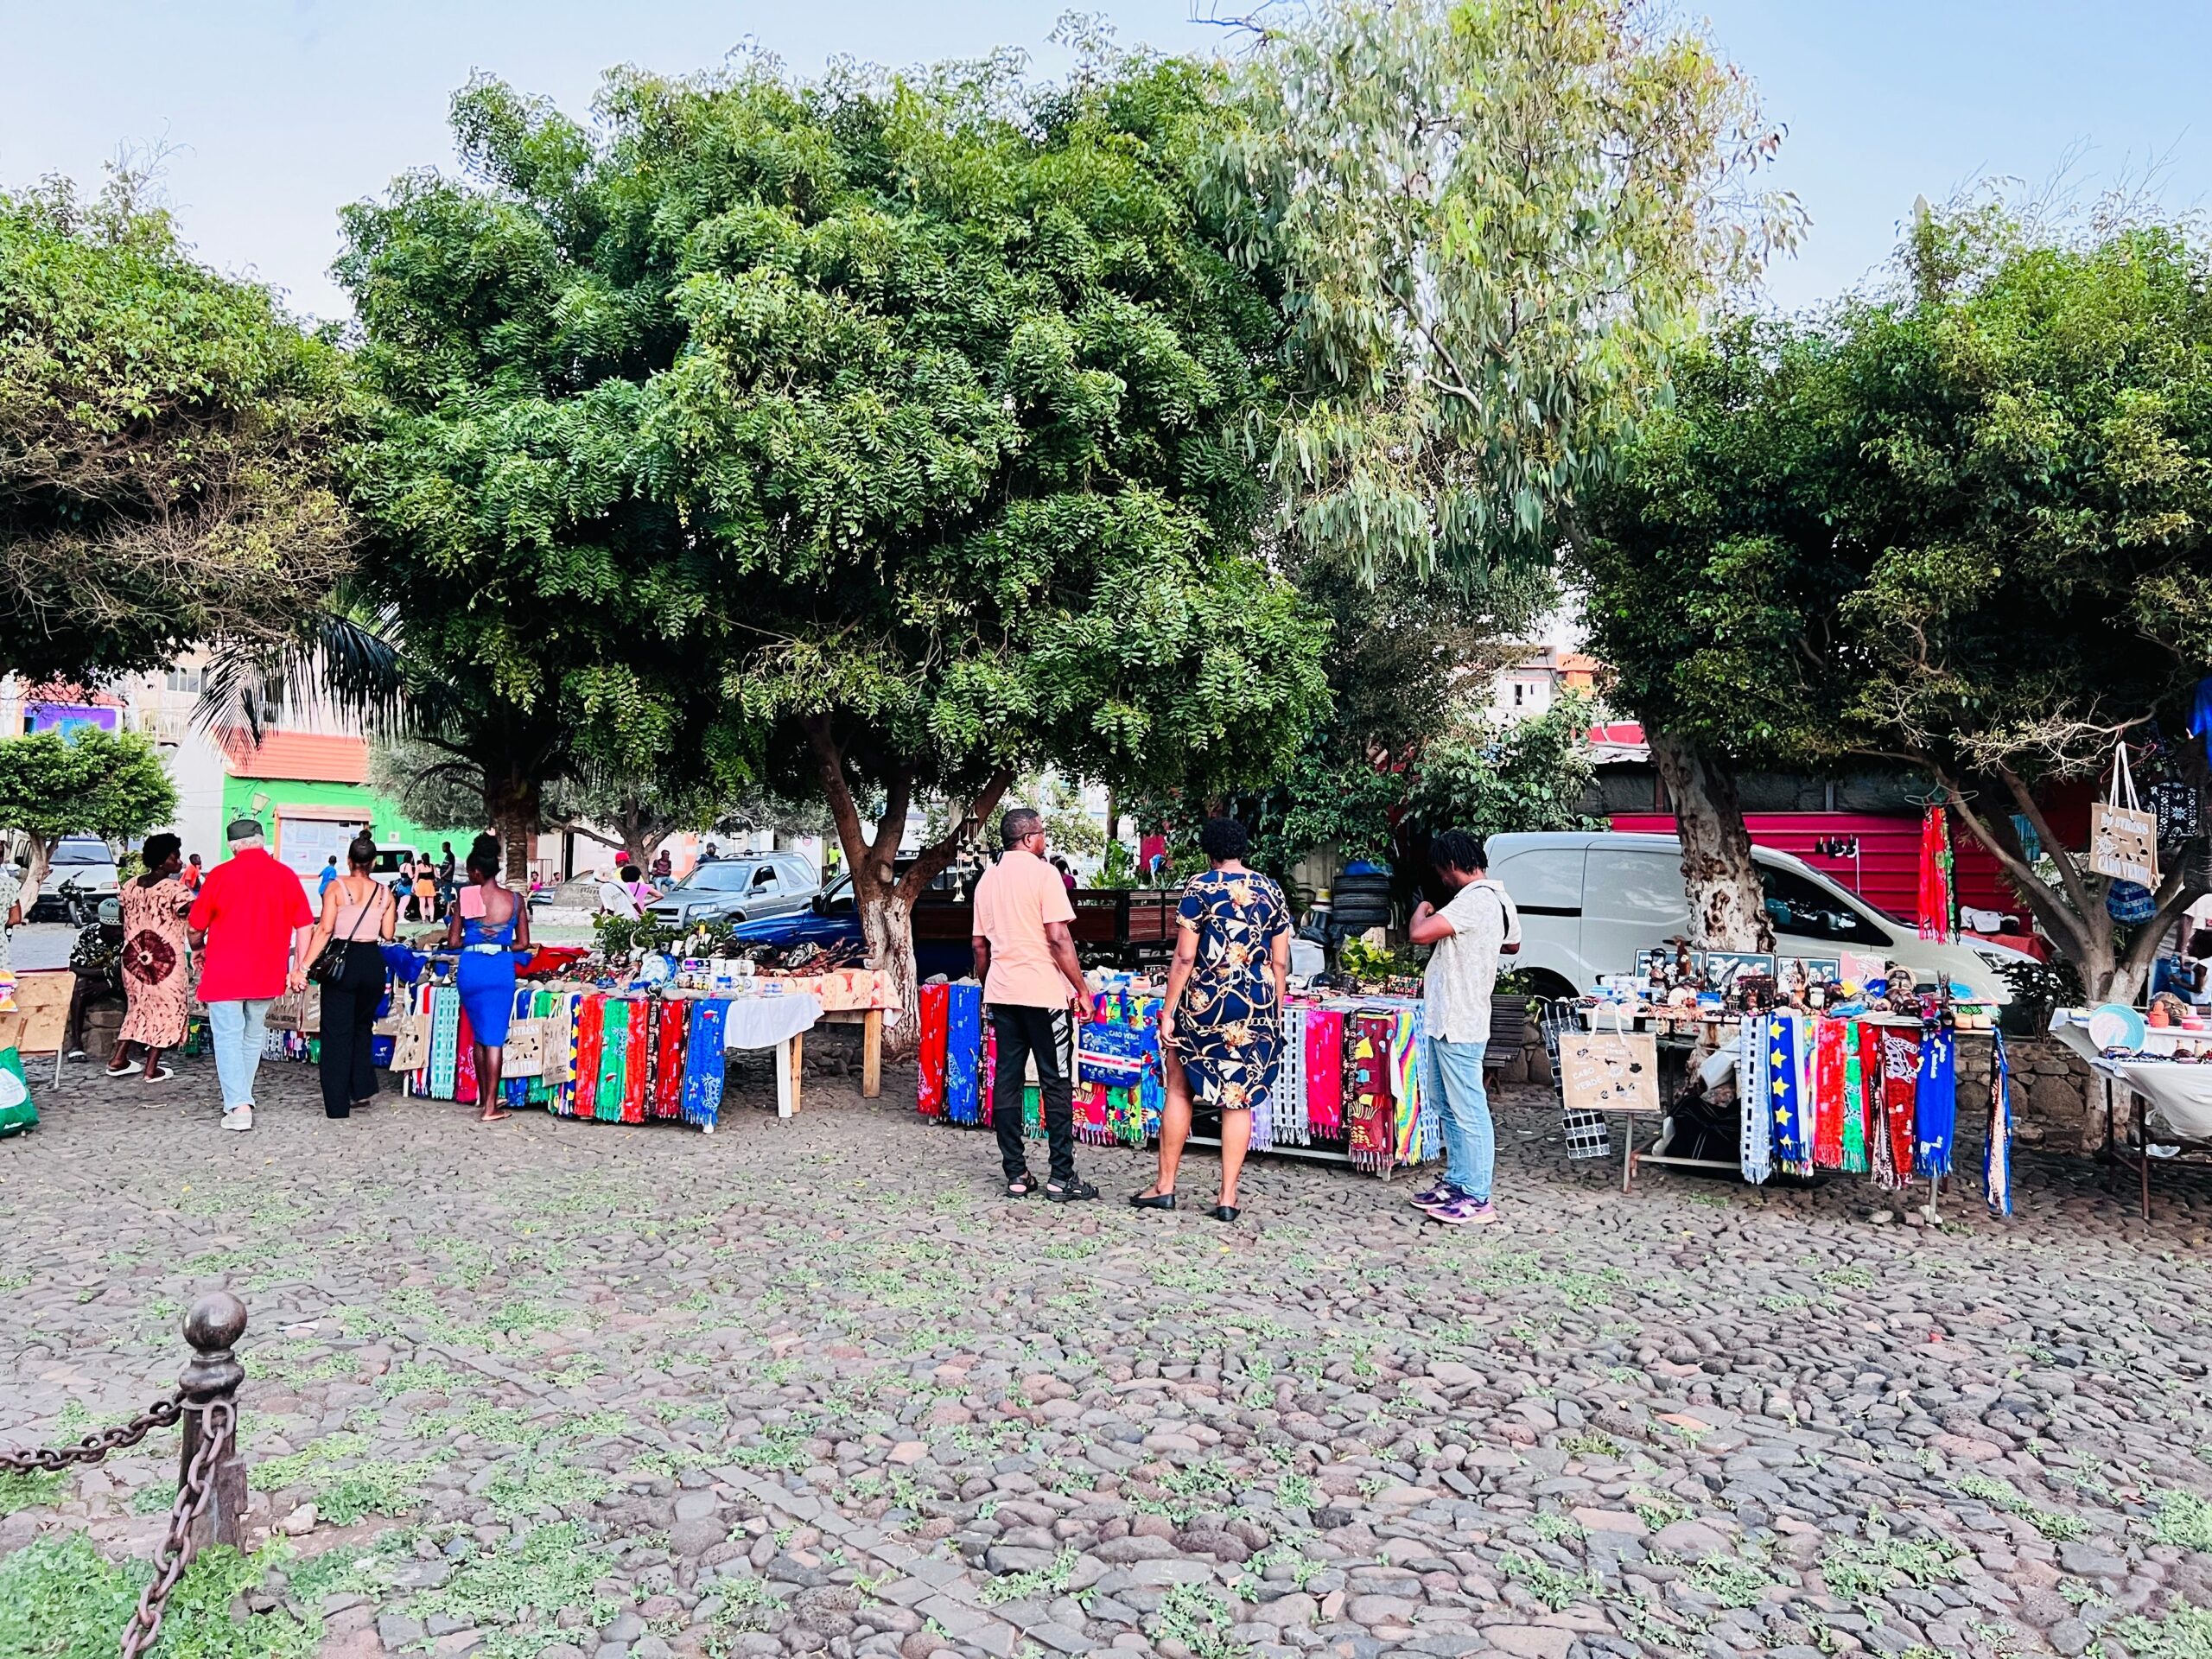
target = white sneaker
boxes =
[222,1105,254,1132]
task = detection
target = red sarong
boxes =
[1814,1018,1847,1168]
[650,1001,686,1120]
[917,982,950,1116]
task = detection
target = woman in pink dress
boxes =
[111,833,194,1084]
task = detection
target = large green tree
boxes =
[1582,209,2212,997]
[624,47,1330,1025]
[0,728,176,891]
[1206,0,1800,582]
[0,172,350,686]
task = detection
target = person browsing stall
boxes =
[445,836,531,1124]
[972,806,1096,1204]
[1405,830,1521,1226]
[291,831,397,1119]
[188,817,315,1132]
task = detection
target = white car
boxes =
[1484,831,2035,1004]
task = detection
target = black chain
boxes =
[0,1396,183,1474]
[118,1399,233,1659]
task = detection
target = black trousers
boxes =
[988,1003,1075,1184]
[318,943,387,1119]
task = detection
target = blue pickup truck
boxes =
[726,873,973,979]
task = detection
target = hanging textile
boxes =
[1914,1024,1956,1178]
[1814,1017,1848,1168]
[428,985,461,1100]
[1986,1028,2014,1217]
[1917,804,1956,943]
[1274,1007,1307,1148]
[1390,1007,1424,1166]
[573,996,607,1119]
[1840,1018,1869,1173]
[916,982,950,1116]
[1738,1015,1771,1185]
[1766,1014,1812,1176]
[979,1020,997,1129]
[588,998,626,1120]
[505,988,534,1110]
[454,1007,479,1106]
[1304,1009,1346,1140]
[681,998,730,1128]
[1107,1084,1144,1147]
[1076,1082,1111,1145]
[2192,676,2212,767]
[649,1000,687,1120]
[944,983,983,1124]
[1138,996,1166,1144]
[1876,1028,1919,1188]
[620,1000,651,1122]
[1346,1012,1397,1173]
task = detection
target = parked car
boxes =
[1482,831,2035,1004]
[645,853,818,927]
[369,844,425,879]
[29,835,120,923]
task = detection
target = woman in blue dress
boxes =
[1132,817,1291,1222]
[444,836,531,1122]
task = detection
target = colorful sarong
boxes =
[1873,1028,1919,1190]
[454,1007,478,1105]
[594,997,629,1121]
[1274,1007,1306,1148]
[1304,1009,1345,1140]
[428,985,461,1100]
[1393,1007,1427,1164]
[917,982,950,1116]
[573,995,606,1119]
[945,983,982,1124]
[1914,1024,1956,1177]
[980,1020,997,1128]
[681,998,729,1128]
[1347,1012,1396,1173]
[1738,1015,1771,1185]
[1814,1017,1848,1168]
[650,1000,687,1120]
[1766,1014,1811,1175]
[1986,1028,2013,1217]
[1841,1018,1870,1173]
[620,1000,651,1123]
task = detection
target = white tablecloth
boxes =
[721,993,823,1051]
[2049,1011,2212,1141]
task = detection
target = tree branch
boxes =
[898,767,1016,907]
[1996,764,2095,927]
[803,715,870,887]
[1937,766,2088,955]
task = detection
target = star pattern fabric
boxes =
[1768,1014,1812,1174]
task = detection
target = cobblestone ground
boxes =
[6,1043,2212,1659]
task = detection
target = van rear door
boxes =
[1487,842,1592,989]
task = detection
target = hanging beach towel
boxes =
[1917,804,1956,943]
[1878,1028,1919,1185]
[1767,1014,1812,1176]
[1274,1007,1306,1148]
[1914,1024,1956,1178]
[681,998,729,1128]
[944,983,982,1124]
[1304,1008,1345,1140]
[2089,741,2160,889]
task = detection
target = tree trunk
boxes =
[1649,729,1771,950]
[486,772,541,884]
[856,880,917,1059]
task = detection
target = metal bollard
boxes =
[175,1291,248,1550]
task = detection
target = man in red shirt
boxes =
[188,817,313,1131]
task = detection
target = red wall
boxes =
[1607,810,2024,926]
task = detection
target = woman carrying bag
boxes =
[292,831,397,1119]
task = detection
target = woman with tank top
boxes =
[445,836,531,1122]
[292,831,397,1119]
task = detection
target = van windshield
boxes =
[1759,864,1892,945]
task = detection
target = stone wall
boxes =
[1942,1032,2102,1154]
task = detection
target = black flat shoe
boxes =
[1129,1190,1177,1211]
[1208,1205,1240,1223]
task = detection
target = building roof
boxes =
[218,728,371,785]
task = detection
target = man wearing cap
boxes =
[188,817,314,1131]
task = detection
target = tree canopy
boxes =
[1582,206,2212,995]
[0,728,176,889]
[0,173,350,686]
[1207,0,1800,582]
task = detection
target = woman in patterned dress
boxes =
[110,833,194,1084]
[1132,817,1292,1221]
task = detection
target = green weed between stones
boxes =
[2156,1490,2212,1551]
[1499,1552,1600,1611]
[2114,1604,2212,1658]
[248,1433,439,1524]
[0,1468,64,1513]
[1953,1471,2088,1541]
[1820,1529,1967,1618]
[405,1522,616,1653]
[980,1546,1078,1606]
[1152,1582,1249,1659]
[0,1535,320,1658]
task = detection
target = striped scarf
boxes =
[1986,1028,2013,1217]
[1274,1007,1306,1148]
[1738,1015,1771,1185]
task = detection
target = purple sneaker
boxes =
[1408,1180,1456,1209]
[1428,1196,1499,1227]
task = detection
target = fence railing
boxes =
[0,1291,247,1657]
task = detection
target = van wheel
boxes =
[1513,969,1578,1003]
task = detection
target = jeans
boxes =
[1421,1033,1493,1202]
[207,999,274,1112]
[317,944,388,1118]
[988,1003,1076,1185]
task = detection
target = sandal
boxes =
[1046,1178,1100,1205]
[105,1059,134,1077]
[142,1066,173,1084]
[1006,1171,1040,1198]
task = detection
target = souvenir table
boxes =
[913,977,1441,1178]
[384,965,899,1129]
[1567,1003,2011,1222]
[2049,1008,2212,1220]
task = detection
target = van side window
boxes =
[1758,865,1892,945]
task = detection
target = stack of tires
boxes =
[1331,865,1395,937]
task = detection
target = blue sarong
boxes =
[1916,1025,1956,1177]
[945,983,983,1124]
[681,999,729,1128]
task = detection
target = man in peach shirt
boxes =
[972,807,1095,1202]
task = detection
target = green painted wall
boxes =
[218,778,441,864]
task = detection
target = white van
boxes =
[1484,831,2034,1005]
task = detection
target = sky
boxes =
[1,2,2208,322]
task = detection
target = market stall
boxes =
[2048,1006,2212,1219]
[912,973,1443,1177]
